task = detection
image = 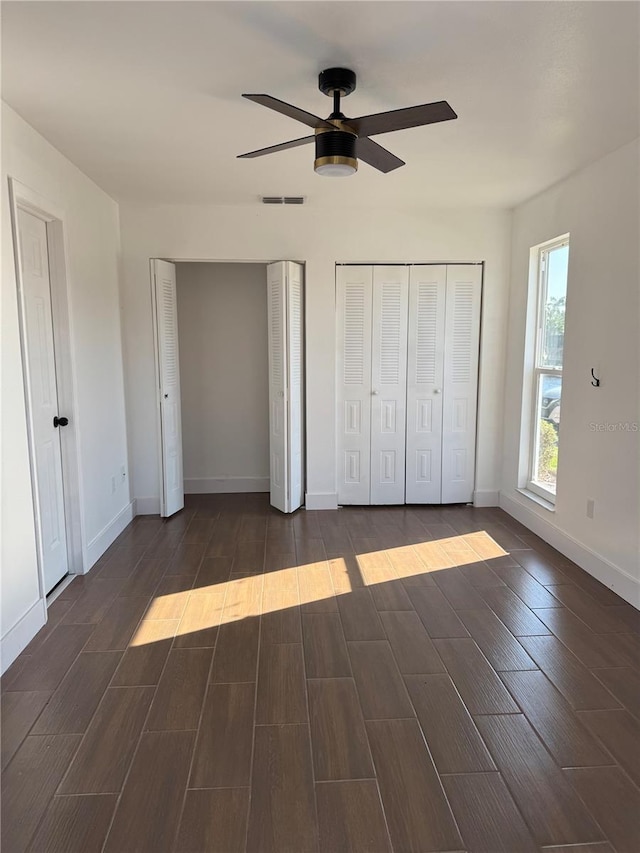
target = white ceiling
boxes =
[2,1,638,208]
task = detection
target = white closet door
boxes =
[405,265,446,504]
[336,266,373,505]
[18,208,69,593]
[370,266,409,504]
[441,264,482,503]
[152,259,184,517]
[267,261,304,513]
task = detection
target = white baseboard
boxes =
[473,490,500,507]
[86,501,134,570]
[1,598,47,674]
[134,496,161,515]
[500,491,640,607]
[305,492,339,510]
[184,477,269,494]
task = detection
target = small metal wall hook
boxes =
[591,368,600,387]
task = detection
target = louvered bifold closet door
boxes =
[267,261,304,514]
[370,266,409,504]
[336,266,373,505]
[152,259,184,517]
[441,264,482,503]
[405,265,447,503]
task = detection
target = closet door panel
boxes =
[406,265,446,504]
[441,265,482,504]
[370,266,409,504]
[267,262,289,512]
[336,266,373,505]
[286,262,304,512]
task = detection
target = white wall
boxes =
[119,203,512,512]
[502,139,640,605]
[176,262,269,492]
[1,104,131,670]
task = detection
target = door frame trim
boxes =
[8,177,86,599]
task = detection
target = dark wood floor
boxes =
[2,495,639,853]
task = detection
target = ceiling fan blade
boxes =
[348,100,457,137]
[242,94,334,130]
[237,135,315,159]
[356,137,405,173]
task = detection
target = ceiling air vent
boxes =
[261,196,305,205]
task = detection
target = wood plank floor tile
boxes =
[298,561,338,612]
[174,788,249,853]
[1,690,51,770]
[347,640,414,720]
[513,550,570,585]
[165,543,206,576]
[21,599,74,657]
[405,674,496,773]
[211,617,260,683]
[406,585,470,638]
[144,575,194,620]
[1,734,81,853]
[565,765,640,853]
[500,670,614,767]
[295,537,327,564]
[246,724,318,853]
[385,545,436,585]
[379,610,446,674]
[308,678,374,780]
[442,772,538,853]
[111,619,178,686]
[519,634,621,711]
[2,624,94,692]
[492,565,562,608]
[577,709,640,788]
[337,588,386,640]
[232,539,265,573]
[327,554,365,594]
[256,643,307,724]
[183,517,216,545]
[59,686,154,794]
[103,730,195,853]
[190,682,254,788]
[531,608,637,667]
[431,567,489,609]
[457,608,537,672]
[194,555,233,589]
[457,560,505,588]
[433,638,520,715]
[542,844,614,853]
[31,651,121,735]
[173,591,226,649]
[316,780,392,853]
[475,714,604,847]
[146,647,212,731]
[480,586,551,636]
[370,578,414,610]
[592,666,640,718]
[302,613,352,678]
[26,794,117,853]
[366,718,462,853]
[62,578,124,623]
[261,607,303,645]
[116,556,168,597]
[602,603,640,632]
[547,584,633,633]
[83,595,149,651]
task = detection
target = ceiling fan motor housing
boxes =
[318,67,357,97]
[314,126,358,175]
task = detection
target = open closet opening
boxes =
[176,262,270,497]
[151,259,305,516]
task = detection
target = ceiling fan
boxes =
[238,67,457,177]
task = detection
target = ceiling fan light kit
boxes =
[238,68,457,177]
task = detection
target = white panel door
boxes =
[336,266,373,505]
[441,264,482,503]
[370,266,409,504]
[406,265,447,504]
[152,259,184,517]
[267,261,304,513]
[18,208,69,593]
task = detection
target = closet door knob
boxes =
[372,390,380,395]
[434,389,442,394]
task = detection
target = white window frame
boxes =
[527,235,569,503]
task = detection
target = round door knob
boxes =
[434,389,442,394]
[53,416,69,427]
[372,390,380,395]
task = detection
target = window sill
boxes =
[517,488,556,512]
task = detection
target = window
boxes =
[528,236,569,502]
